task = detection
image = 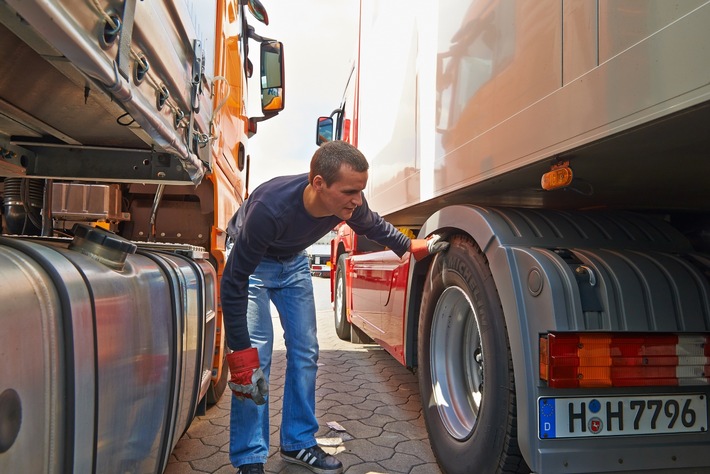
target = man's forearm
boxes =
[220,275,252,351]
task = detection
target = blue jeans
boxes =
[229,252,319,467]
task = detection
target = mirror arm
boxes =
[247,113,279,138]
[246,25,275,44]
[329,108,343,118]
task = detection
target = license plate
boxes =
[538,394,708,439]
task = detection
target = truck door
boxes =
[348,236,397,337]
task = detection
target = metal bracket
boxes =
[117,0,137,81]
[19,142,193,184]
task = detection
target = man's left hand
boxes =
[410,234,449,261]
[226,347,269,405]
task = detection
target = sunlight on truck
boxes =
[317,1,710,473]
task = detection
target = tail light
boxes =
[540,332,710,388]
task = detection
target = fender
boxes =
[406,204,704,471]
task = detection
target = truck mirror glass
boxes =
[260,40,284,113]
[316,117,333,145]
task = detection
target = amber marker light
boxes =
[541,161,573,191]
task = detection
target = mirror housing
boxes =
[247,39,285,137]
[245,0,269,25]
[260,40,284,114]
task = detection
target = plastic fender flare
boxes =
[405,204,536,464]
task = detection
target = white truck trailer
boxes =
[317,1,710,473]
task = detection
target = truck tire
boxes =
[334,254,351,341]
[417,234,529,474]
[206,351,228,405]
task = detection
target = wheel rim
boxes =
[430,286,484,440]
[335,271,344,326]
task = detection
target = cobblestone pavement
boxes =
[165,279,443,474]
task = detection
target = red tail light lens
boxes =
[540,332,710,388]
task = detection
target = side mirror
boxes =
[260,40,285,113]
[316,116,333,145]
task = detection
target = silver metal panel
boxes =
[0,238,95,474]
[563,0,598,84]
[153,252,205,446]
[47,242,174,474]
[0,13,147,149]
[0,221,213,474]
[51,183,126,221]
[0,0,212,183]
[132,0,216,135]
[357,0,419,213]
[435,0,561,146]
[196,259,218,400]
[360,0,710,222]
[0,243,64,474]
[598,0,706,63]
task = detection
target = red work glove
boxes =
[227,347,268,405]
[410,233,449,261]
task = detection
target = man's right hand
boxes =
[410,233,449,261]
[226,347,269,405]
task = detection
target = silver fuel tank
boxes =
[0,225,216,474]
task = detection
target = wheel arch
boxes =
[403,204,536,464]
[404,204,516,365]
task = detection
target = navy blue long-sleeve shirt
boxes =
[221,172,410,351]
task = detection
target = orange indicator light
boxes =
[541,167,574,190]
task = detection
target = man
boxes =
[221,140,448,474]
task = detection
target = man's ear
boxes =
[312,174,326,191]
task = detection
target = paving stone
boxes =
[337,419,383,438]
[351,398,386,412]
[185,419,227,438]
[368,431,408,449]
[380,452,429,473]
[339,388,378,400]
[399,397,425,413]
[200,430,230,448]
[359,412,397,429]
[366,390,409,404]
[171,438,219,462]
[341,461,390,474]
[342,439,394,463]
[395,439,438,464]
[323,391,367,405]
[164,462,204,474]
[374,404,421,421]
[383,420,429,440]
[314,397,342,411]
[210,416,230,428]
[410,463,443,474]
[190,450,232,473]
[319,371,364,383]
[199,406,231,420]
[328,404,372,420]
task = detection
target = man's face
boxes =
[315,164,368,220]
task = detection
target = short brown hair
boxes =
[309,141,369,185]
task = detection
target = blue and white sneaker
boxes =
[280,445,343,474]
